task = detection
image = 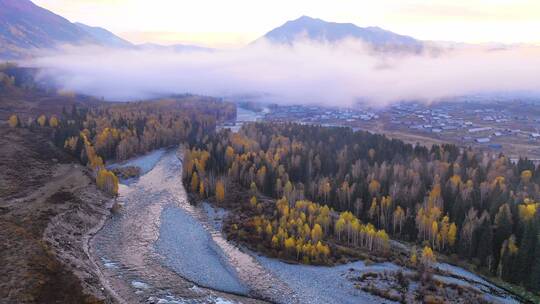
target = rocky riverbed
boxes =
[92,149,263,304]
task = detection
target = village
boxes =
[241,98,540,160]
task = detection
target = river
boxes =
[91,149,263,304]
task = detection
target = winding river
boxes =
[92,149,258,304]
[92,148,297,304]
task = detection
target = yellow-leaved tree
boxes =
[311,223,323,243]
[96,169,119,196]
[521,170,533,183]
[448,222,457,247]
[191,172,199,193]
[8,114,18,128]
[518,199,537,222]
[37,114,47,127]
[49,115,59,128]
[410,246,418,266]
[199,181,205,197]
[216,180,225,202]
[421,246,436,267]
[250,196,257,209]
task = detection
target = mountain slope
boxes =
[74,22,133,49]
[0,0,98,58]
[0,0,136,59]
[258,16,423,52]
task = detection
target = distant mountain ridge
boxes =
[0,0,215,59]
[1,1,425,59]
[74,22,133,49]
[258,16,423,52]
[0,0,137,58]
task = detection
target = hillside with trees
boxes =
[183,122,540,292]
[6,71,236,195]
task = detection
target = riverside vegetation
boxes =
[7,89,235,197]
[182,122,540,294]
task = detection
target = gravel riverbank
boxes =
[256,258,400,304]
[91,149,263,304]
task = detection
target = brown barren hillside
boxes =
[0,125,116,304]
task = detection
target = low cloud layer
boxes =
[27,40,540,107]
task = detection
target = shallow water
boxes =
[156,206,249,294]
[107,148,166,175]
[156,180,296,303]
[92,149,251,304]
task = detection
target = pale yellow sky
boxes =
[34,0,540,47]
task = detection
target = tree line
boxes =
[9,97,236,197]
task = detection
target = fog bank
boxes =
[28,41,540,106]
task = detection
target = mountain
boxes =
[258,16,423,52]
[0,1,424,59]
[0,0,215,59]
[0,0,135,59]
[74,22,133,49]
[0,0,95,58]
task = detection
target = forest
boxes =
[183,122,540,291]
[9,95,235,196]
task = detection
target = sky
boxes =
[33,0,540,48]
